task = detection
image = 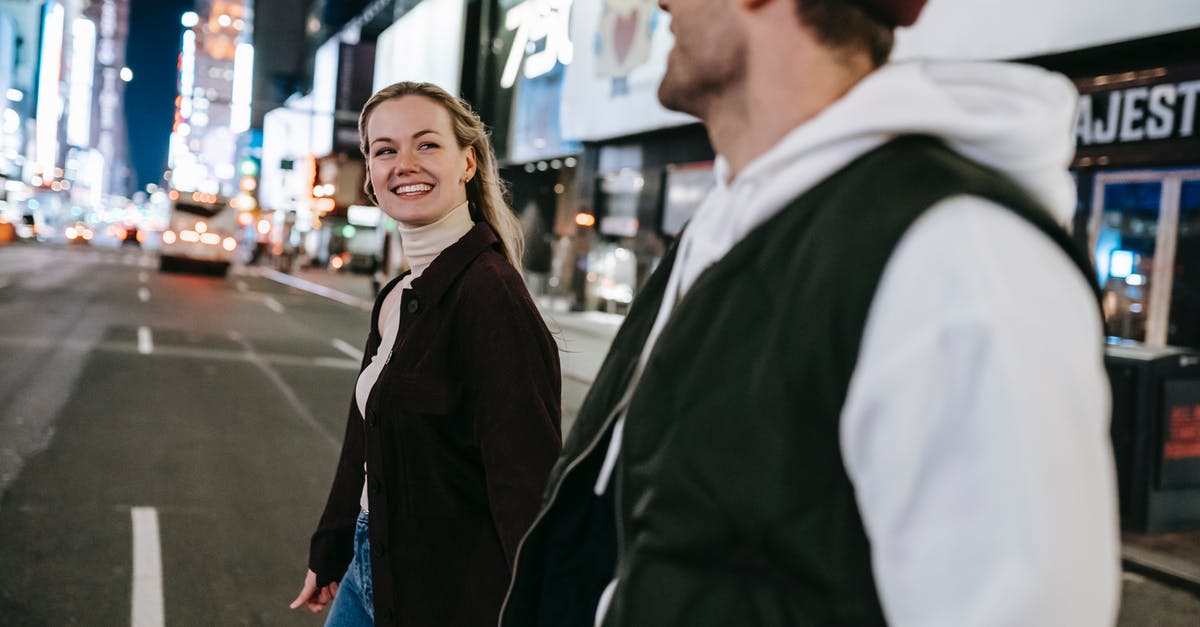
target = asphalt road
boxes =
[0,243,1197,626]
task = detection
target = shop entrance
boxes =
[1090,169,1200,348]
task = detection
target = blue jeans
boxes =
[324,511,374,626]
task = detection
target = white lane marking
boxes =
[130,507,165,627]
[228,331,340,448]
[0,278,10,289]
[138,287,151,303]
[235,280,248,292]
[255,267,374,312]
[331,338,364,361]
[138,271,148,283]
[137,327,154,355]
[263,296,285,313]
[140,256,154,268]
[122,255,137,266]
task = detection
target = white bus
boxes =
[159,193,240,276]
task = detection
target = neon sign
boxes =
[501,0,574,88]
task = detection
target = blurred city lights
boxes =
[6,88,23,102]
[575,213,596,227]
[120,67,133,82]
[181,11,199,28]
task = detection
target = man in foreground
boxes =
[502,0,1120,625]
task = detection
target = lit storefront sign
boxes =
[230,43,254,133]
[1073,63,1200,167]
[67,19,97,148]
[501,0,574,88]
[34,1,65,177]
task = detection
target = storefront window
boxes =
[1095,181,1161,343]
[1168,180,1200,348]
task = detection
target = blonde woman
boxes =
[291,82,562,627]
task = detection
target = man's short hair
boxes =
[794,0,895,68]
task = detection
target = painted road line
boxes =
[0,277,10,290]
[138,271,148,283]
[138,287,151,303]
[137,327,154,355]
[264,296,285,313]
[122,255,137,266]
[331,338,364,361]
[140,256,154,268]
[228,331,340,447]
[235,280,248,292]
[255,267,373,312]
[130,507,165,627]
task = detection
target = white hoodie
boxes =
[596,60,1120,626]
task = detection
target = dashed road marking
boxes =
[138,271,148,283]
[331,338,364,361]
[138,287,150,303]
[235,280,248,292]
[140,256,154,268]
[264,296,285,313]
[122,255,137,266]
[137,327,154,355]
[130,506,165,627]
[0,278,10,290]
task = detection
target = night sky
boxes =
[124,0,194,191]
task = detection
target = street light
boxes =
[181,11,199,28]
[120,67,133,82]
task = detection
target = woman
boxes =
[290,82,562,626]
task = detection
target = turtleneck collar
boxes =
[396,201,474,279]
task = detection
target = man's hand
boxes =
[289,569,339,613]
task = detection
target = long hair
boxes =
[358,82,524,268]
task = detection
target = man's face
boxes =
[657,0,747,118]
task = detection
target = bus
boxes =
[159,192,240,276]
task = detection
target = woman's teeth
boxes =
[394,184,432,194]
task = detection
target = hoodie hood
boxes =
[725,60,1081,228]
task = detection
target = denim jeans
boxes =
[324,511,374,627]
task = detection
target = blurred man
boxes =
[501,1,1120,625]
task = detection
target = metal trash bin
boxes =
[1106,343,1200,532]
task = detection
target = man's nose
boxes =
[657,0,669,13]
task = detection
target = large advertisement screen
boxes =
[373,0,465,96]
[896,0,1200,61]
[560,0,695,142]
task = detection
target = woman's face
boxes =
[365,96,477,228]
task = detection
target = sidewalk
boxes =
[253,265,621,384]
[257,264,1200,598]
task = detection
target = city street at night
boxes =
[0,243,1197,625]
[3,0,1200,624]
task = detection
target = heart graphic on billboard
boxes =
[613,10,638,66]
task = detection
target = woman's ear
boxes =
[462,146,478,184]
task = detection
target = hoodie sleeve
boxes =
[840,196,1121,626]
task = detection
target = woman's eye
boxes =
[419,143,438,150]
[374,147,394,157]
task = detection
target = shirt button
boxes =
[407,298,420,313]
[366,412,377,428]
[370,478,382,494]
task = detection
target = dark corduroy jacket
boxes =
[308,220,562,627]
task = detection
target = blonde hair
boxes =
[359,82,524,268]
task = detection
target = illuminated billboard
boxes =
[373,0,465,96]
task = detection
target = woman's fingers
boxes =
[289,570,319,610]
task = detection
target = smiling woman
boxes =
[291,82,562,627]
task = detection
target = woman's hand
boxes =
[289,569,339,612]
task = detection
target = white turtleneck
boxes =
[356,200,474,512]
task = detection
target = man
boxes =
[501,0,1120,625]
